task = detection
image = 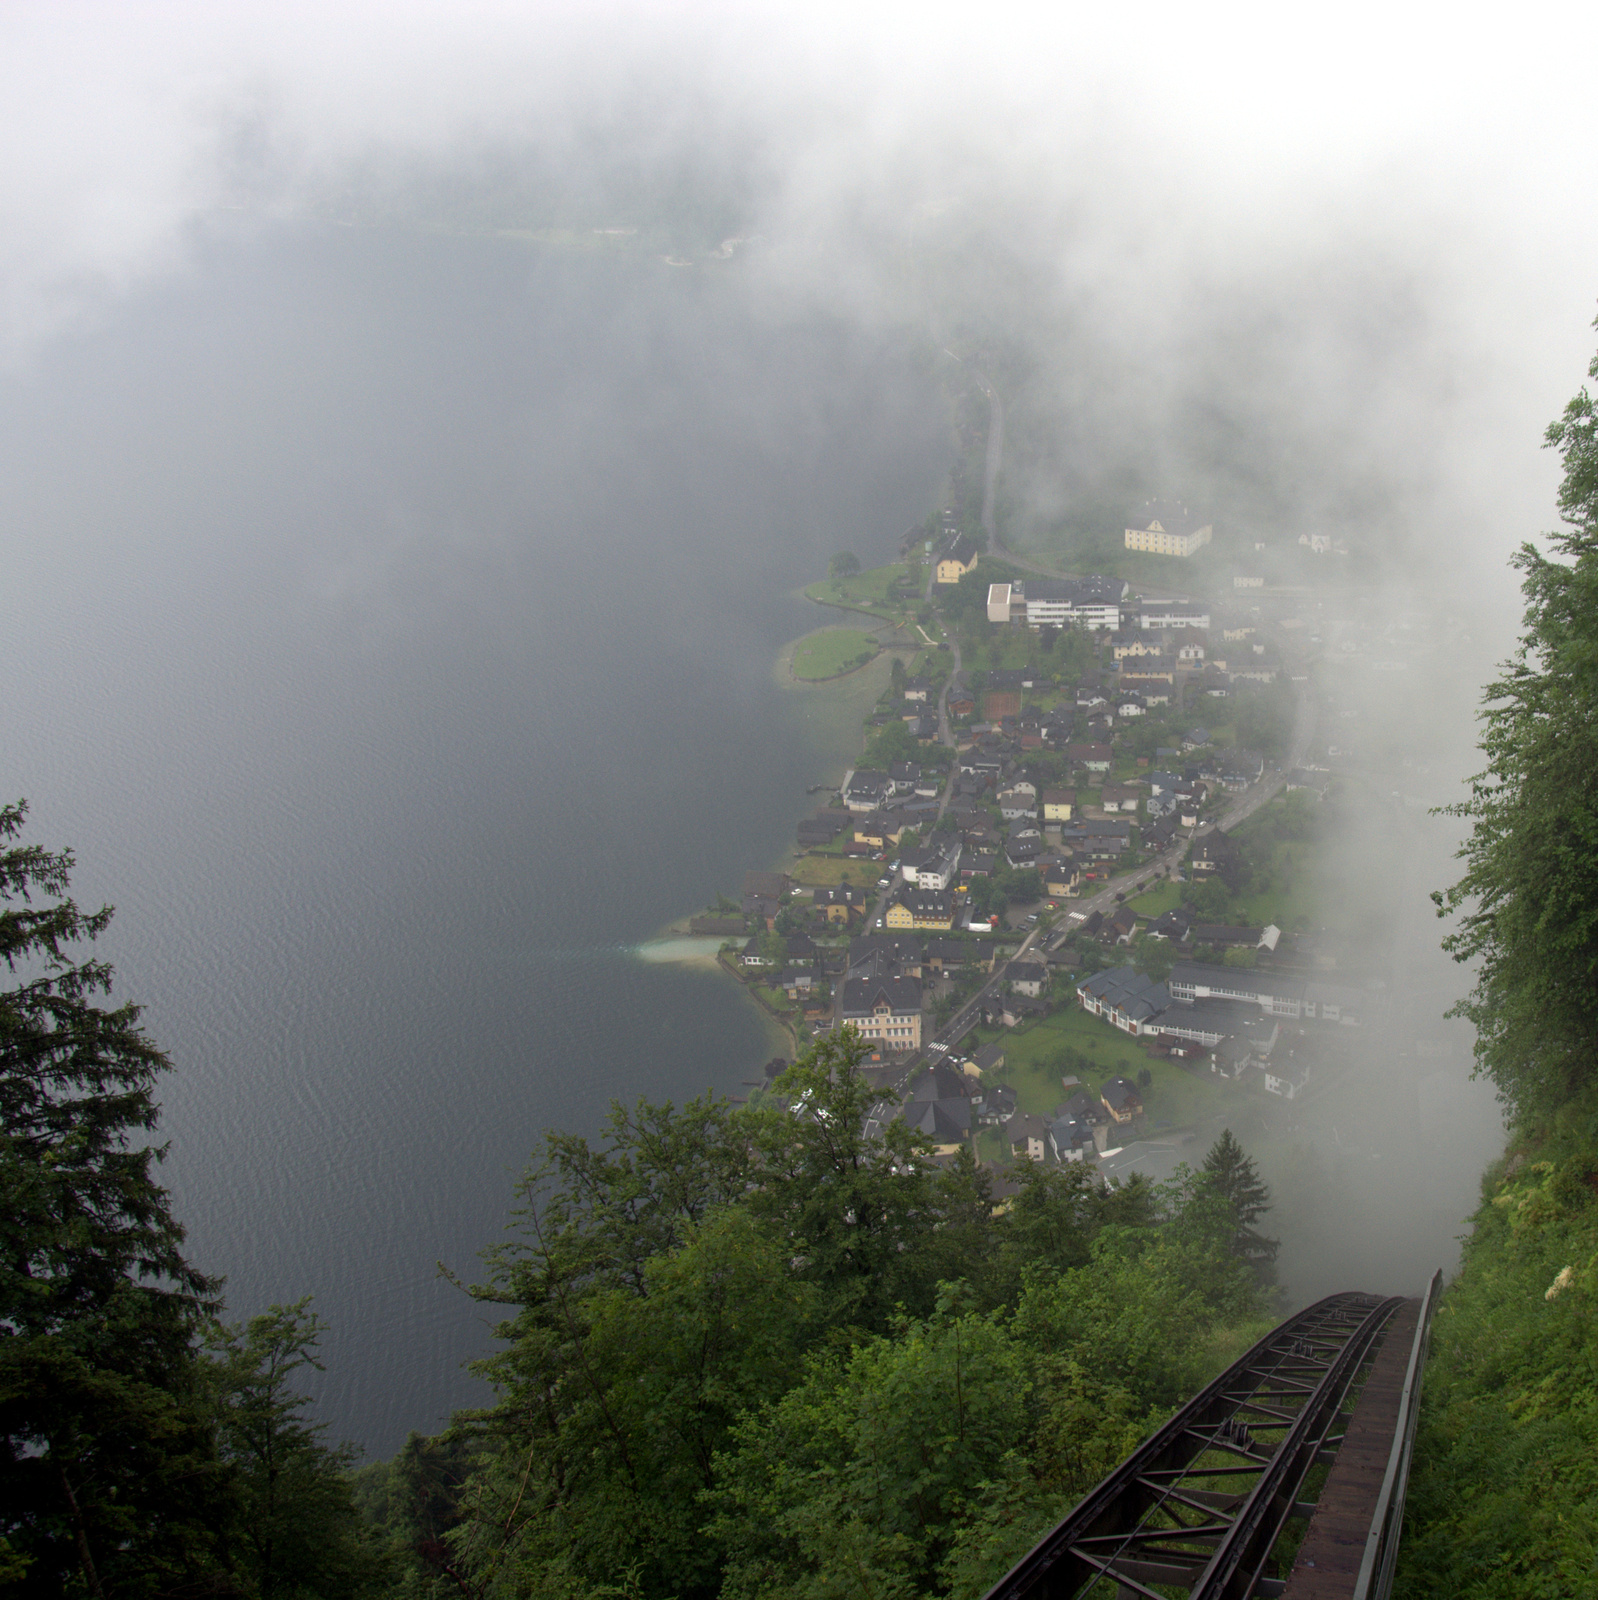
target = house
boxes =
[884,886,957,931]
[902,1062,978,1150]
[961,848,999,881]
[972,1042,1006,1075]
[924,938,975,972]
[848,934,924,974]
[1210,1037,1257,1080]
[1099,784,1140,813]
[1147,907,1194,942]
[1264,1059,1310,1098]
[1124,501,1213,558]
[740,936,776,967]
[1099,1076,1144,1123]
[813,884,869,924]
[843,768,890,811]
[1049,1115,1095,1162]
[1002,996,1049,1027]
[742,870,792,904]
[888,761,922,791]
[852,814,905,851]
[915,843,963,891]
[1118,662,1176,688]
[903,678,934,703]
[1009,959,1049,997]
[997,788,1037,821]
[1143,816,1180,852]
[1139,601,1212,630]
[1043,856,1081,898]
[1190,835,1240,875]
[837,952,923,1052]
[1004,836,1042,868]
[1006,1111,1050,1163]
[1108,906,1139,945]
[1066,743,1113,772]
[936,533,980,584]
[797,811,849,847]
[1181,728,1210,751]
[947,681,976,718]
[1042,788,1076,822]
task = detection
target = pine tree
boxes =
[0,801,239,1593]
[1200,1128,1278,1284]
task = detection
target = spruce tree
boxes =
[1200,1128,1279,1283]
[0,800,237,1593]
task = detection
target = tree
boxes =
[1200,1129,1279,1284]
[0,800,240,1594]
[828,551,860,580]
[1435,323,1598,1120]
[208,1300,387,1598]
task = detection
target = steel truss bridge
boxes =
[984,1276,1442,1600]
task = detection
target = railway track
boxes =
[983,1275,1442,1600]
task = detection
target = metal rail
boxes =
[1350,1270,1443,1600]
[983,1291,1409,1600]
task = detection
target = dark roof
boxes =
[1100,1076,1143,1112]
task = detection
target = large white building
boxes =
[1020,577,1129,632]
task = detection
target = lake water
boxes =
[0,221,948,1454]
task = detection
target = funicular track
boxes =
[983,1277,1442,1600]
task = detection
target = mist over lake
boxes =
[0,221,949,1454]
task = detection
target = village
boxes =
[682,497,1395,1184]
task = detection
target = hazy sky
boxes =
[3,1,1595,598]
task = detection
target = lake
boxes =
[0,220,949,1454]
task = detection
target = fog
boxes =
[4,1,1597,1443]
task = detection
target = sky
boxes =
[3,0,1595,587]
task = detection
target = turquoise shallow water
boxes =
[0,222,946,1453]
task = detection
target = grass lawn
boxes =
[792,628,879,680]
[790,854,876,888]
[1226,843,1317,927]
[1127,880,1183,916]
[973,1005,1232,1132]
[804,563,915,617]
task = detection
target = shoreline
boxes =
[638,584,926,1055]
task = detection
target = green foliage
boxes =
[424,1060,1275,1599]
[1400,325,1598,1593]
[207,1299,388,1598]
[828,551,861,579]
[1397,1096,1598,1598]
[0,800,239,1596]
[1200,1129,1279,1284]
[1435,327,1598,1120]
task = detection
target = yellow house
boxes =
[1042,788,1076,822]
[885,887,956,930]
[1045,859,1081,898]
[935,534,980,584]
[1124,502,1213,558]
